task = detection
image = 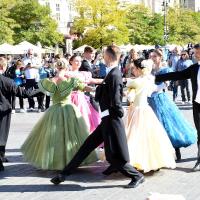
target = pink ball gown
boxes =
[65,71,101,133]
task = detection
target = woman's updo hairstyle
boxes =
[133,58,153,75]
[55,58,69,70]
[133,58,145,69]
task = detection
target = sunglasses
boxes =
[181,54,186,56]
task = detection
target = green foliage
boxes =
[126,5,200,46]
[1,0,200,47]
[0,0,63,46]
[126,4,164,45]
[9,0,63,46]
[72,0,129,49]
[0,0,18,44]
[167,7,200,45]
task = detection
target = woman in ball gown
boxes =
[65,55,101,133]
[148,49,197,160]
[124,58,176,173]
[21,59,97,170]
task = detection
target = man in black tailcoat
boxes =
[0,57,40,171]
[155,44,200,171]
[51,45,144,188]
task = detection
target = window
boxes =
[45,2,50,7]
[56,4,60,11]
[56,13,60,21]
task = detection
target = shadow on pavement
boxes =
[0,184,126,192]
[172,167,194,173]
[176,157,197,163]
[6,149,21,153]
[178,107,193,111]
[5,155,23,163]
[0,163,129,183]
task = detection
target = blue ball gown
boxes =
[148,67,197,148]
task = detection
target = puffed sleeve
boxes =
[126,78,137,89]
[127,88,136,103]
[38,78,56,95]
[73,78,86,91]
[57,78,86,97]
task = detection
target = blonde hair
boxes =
[0,57,7,71]
[55,58,69,70]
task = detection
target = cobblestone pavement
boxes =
[0,97,200,200]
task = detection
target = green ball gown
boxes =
[21,78,97,170]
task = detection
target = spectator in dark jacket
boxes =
[5,60,26,113]
[0,57,40,171]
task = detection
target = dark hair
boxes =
[181,50,189,59]
[105,45,121,61]
[133,58,145,69]
[194,44,200,49]
[65,53,71,58]
[84,46,94,53]
[15,59,23,67]
[55,54,61,59]
[69,54,79,65]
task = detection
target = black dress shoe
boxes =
[175,148,181,161]
[192,160,200,171]
[124,176,145,189]
[50,174,65,185]
[102,165,118,176]
[0,152,8,163]
[1,157,9,163]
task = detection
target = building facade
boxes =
[119,0,180,13]
[38,0,74,53]
[180,0,200,12]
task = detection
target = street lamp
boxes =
[162,0,169,45]
[65,22,74,54]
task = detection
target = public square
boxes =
[1,0,200,200]
[0,97,199,200]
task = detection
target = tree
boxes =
[146,13,164,45]
[9,0,63,46]
[0,0,18,44]
[126,4,164,45]
[167,7,200,45]
[72,0,129,49]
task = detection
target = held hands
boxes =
[84,86,95,93]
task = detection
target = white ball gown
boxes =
[123,75,176,173]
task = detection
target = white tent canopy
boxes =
[43,46,55,53]
[119,44,134,52]
[133,44,154,51]
[15,41,46,54]
[0,43,23,54]
[119,44,155,52]
[165,44,183,51]
[73,44,90,53]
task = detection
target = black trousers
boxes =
[61,116,142,180]
[45,95,50,109]
[180,80,190,102]
[25,79,44,109]
[40,95,51,109]
[193,102,200,161]
[11,93,24,109]
[193,102,200,145]
[0,111,11,149]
